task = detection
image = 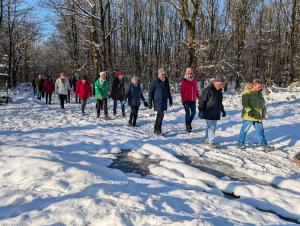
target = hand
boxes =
[148,103,152,109]
[169,101,173,107]
[248,111,255,117]
[222,111,226,117]
[144,102,149,108]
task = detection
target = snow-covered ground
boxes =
[0,84,300,225]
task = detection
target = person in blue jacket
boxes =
[125,76,148,127]
[148,68,173,136]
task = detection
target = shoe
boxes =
[186,125,192,133]
[238,144,246,150]
[97,114,100,118]
[257,145,274,152]
[208,143,217,149]
[122,114,126,118]
[203,141,209,145]
[104,115,110,120]
[156,131,164,136]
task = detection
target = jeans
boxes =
[46,93,52,104]
[37,91,42,100]
[96,98,108,116]
[33,86,36,94]
[184,101,196,126]
[238,120,267,146]
[113,99,125,115]
[154,111,164,132]
[129,105,139,126]
[204,120,217,144]
[59,94,67,109]
[81,99,87,113]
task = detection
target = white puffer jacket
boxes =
[55,78,71,95]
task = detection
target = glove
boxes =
[148,102,152,109]
[144,101,149,108]
[248,111,255,118]
[169,100,173,107]
[222,111,226,117]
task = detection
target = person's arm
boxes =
[242,93,252,113]
[195,81,200,100]
[140,86,145,102]
[55,80,58,94]
[124,84,131,101]
[167,79,172,106]
[198,88,209,111]
[180,80,185,103]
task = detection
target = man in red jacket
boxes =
[43,77,55,105]
[75,75,92,114]
[180,67,200,132]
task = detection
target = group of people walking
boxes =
[31,67,272,151]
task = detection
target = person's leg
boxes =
[253,122,267,146]
[206,120,217,144]
[238,120,253,145]
[184,102,191,126]
[121,100,125,117]
[156,111,164,133]
[59,95,63,109]
[129,105,134,125]
[189,101,196,126]
[104,99,108,117]
[46,93,48,104]
[96,99,101,117]
[132,106,139,126]
[113,99,117,115]
[49,93,52,105]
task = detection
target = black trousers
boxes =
[81,99,87,113]
[46,93,52,104]
[59,94,67,109]
[129,105,139,126]
[33,86,36,94]
[96,99,108,116]
[154,111,164,132]
[67,90,71,103]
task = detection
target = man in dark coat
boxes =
[72,74,81,103]
[148,68,173,135]
[198,77,226,148]
[36,75,44,100]
[111,71,126,117]
[31,78,36,94]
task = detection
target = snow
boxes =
[0,84,300,225]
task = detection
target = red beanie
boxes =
[117,71,123,78]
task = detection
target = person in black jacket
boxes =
[111,71,126,117]
[148,68,173,136]
[36,75,44,100]
[125,76,148,127]
[31,78,36,94]
[198,77,226,148]
[72,74,81,103]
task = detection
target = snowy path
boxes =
[0,85,300,225]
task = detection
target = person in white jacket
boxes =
[55,72,72,109]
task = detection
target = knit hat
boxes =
[117,71,123,78]
[213,77,225,83]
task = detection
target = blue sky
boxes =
[25,0,56,39]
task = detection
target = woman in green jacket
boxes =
[95,71,110,119]
[238,79,272,151]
